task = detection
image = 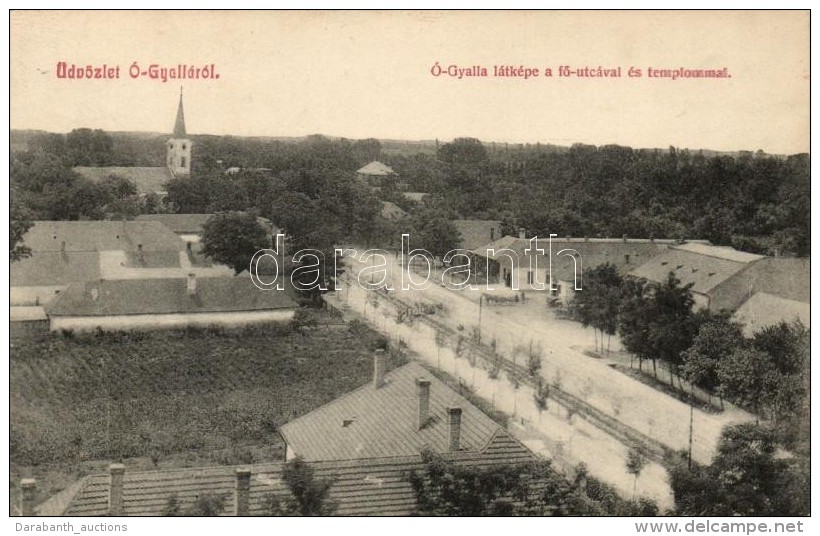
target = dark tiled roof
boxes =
[279,362,526,461]
[136,214,278,236]
[173,93,187,137]
[10,251,100,286]
[629,246,760,295]
[73,167,174,196]
[47,277,297,316]
[379,201,407,220]
[135,214,214,234]
[21,221,186,253]
[452,220,502,251]
[38,447,539,517]
[357,161,395,176]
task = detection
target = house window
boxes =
[490,228,495,240]
[527,270,533,285]
[182,143,187,150]
[169,142,174,149]
[181,157,187,168]
[624,254,630,264]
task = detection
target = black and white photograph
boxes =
[7,9,811,528]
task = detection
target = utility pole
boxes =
[688,403,694,469]
[477,295,482,344]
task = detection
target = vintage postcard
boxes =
[7,9,810,528]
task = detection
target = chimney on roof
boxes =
[773,247,781,258]
[234,469,251,516]
[373,349,386,389]
[447,407,462,452]
[623,234,628,243]
[108,463,125,516]
[20,478,36,516]
[187,273,197,295]
[566,234,571,241]
[416,378,431,430]
[518,228,526,239]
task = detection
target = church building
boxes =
[73,90,192,197]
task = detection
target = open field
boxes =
[10,320,396,506]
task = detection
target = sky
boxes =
[9,10,810,154]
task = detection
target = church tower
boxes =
[167,88,192,176]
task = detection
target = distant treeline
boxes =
[10,130,810,256]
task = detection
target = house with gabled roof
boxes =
[471,234,691,302]
[10,220,187,308]
[45,275,297,332]
[628,243,809,313]
[279,353,535,464]
[356,161,395,186]
[24,354,546,516]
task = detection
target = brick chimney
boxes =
[373,349,386,389]
[234,469,251,516]
[622,234,628,243]
[187,273,197,295]
[20,478,36,516]
[108,463,125,516]
[416,378,431,430]
[447,407,462,452]
[518,228,526,239]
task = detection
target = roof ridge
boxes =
[278,361,426,438]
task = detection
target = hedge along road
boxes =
[329,251,755,504]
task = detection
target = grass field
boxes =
[10,320,397,507]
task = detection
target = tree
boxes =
[681,315,744,407]
[65,128,114,166]
[266,456,336,516]
[163,492,228,516]
[10,194,33,262]
[568,263,623,354]
[716,346,777,420]
[625,446,648,499]
[437,137,488,166]
[407,449,585,515]
[201,212,270,274]
[646,273,697,386]
[668,423,806,516]
[405,201,463,260]
[618,278,653,371]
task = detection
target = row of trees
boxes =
[568,264,809,442]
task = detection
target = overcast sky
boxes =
[10,11,809,154]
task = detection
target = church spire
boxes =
[173,86,186,137]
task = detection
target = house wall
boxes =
[179,233,201,244]
[10,286,67,306]
[692,292,710,311]
[50,309,296,333]
[702,258,808,314]
[10,319,49,341]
